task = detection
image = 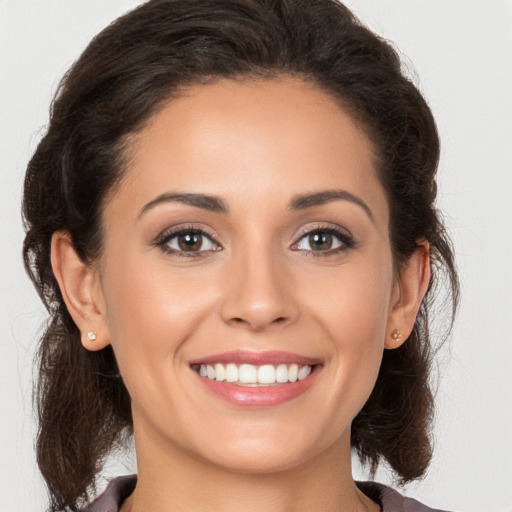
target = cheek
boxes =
[100,254,218,387]
[304,251,393,344]
[298,251,394,414]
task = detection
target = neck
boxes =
[122,424,379,512]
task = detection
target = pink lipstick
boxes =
[190,350,322,408]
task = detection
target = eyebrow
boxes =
[138,192,229,218]
[288,189,374,222]
[138,188,374,222]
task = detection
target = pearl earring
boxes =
[87,331,97,341]
[391,329,401,343]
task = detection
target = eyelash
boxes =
[154,224,356,258]
[154,224,220,258]
[291,225,356,257]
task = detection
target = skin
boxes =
[51,76,430,512]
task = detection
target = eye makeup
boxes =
[154,223,222,258]
[152,221,357,259]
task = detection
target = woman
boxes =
[22,0,458,511]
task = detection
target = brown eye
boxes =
[308,232,333,251]
[177,233,203,251]
[294,228,353,254]
[161,230,218,254]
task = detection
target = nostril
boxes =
[228,315,290,330]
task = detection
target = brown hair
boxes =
[22,0,459,509]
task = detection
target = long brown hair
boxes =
[23,0,459,509]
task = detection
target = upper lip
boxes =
[189,350,322,366]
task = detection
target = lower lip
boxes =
[193,367,320,408]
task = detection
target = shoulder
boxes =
[81,476,453,512]
[80,475,137,512]
[357,481,453,512]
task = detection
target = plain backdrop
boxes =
[1,1,511,511]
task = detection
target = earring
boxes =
[391,329,401,343]
[87,331,97,341]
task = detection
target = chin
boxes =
[198,441,316,475]
[180,418,347,476]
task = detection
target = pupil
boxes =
[309,232,332,250]
[178,233,202,251]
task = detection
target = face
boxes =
[94,77,399,473]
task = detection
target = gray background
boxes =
[1,1,511,510]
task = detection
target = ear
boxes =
[51,231,110,351]
[385,240,431,349]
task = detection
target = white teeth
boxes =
[288,364,298,382]
[239,364,257,383]
[298,365,312,380]
[225,363,238,382]
[197,362,314,385]
[215,363,226,382]
[276,364,288,383]
[257,364,276,384]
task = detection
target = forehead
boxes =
[114,77,388,224]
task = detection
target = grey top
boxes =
[81,475,451,512]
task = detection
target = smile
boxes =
[189,350,321,407]
[194,362,313,386]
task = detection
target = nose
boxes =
[220,247,299,332]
